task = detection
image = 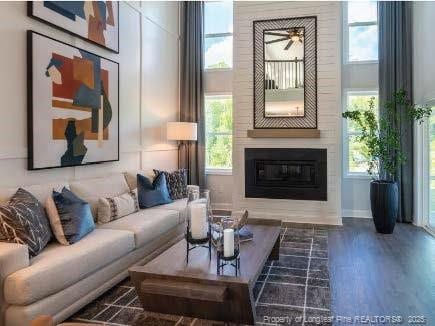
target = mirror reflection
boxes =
[264,27,304,117]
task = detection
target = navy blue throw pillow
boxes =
[137,173,173,209]
[52,187,95,244]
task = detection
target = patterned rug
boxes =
[69,224,332,325]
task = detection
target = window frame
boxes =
[204,93,233,174]
[427,107,435,232]
[342,88,379,179]
[203,2,233,71]
[342,1,378,65]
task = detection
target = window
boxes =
[204,2,233,173]
[204,1,233,69]
[205,96,232,171]
[343,91,379,176]
[344,1,378,63]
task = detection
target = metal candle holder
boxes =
[217,248,240,276]
[215,217,241,276]
[185,225,211,264]
[185,188,212,264]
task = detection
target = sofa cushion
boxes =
[3,228,134,305]
[147,198,188,224]
[69,174,130,217]
[123,170,155,191]
[98,208,179,248]
[0,182,69,205]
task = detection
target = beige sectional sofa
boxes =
[0,171,191,326]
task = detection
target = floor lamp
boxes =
[166,122,198,171]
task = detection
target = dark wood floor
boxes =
[328,218,435,325]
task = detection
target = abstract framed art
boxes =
[28,1,119,53]
[27,31,119,170]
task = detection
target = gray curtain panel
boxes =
[180,1,206,187]
[378,1,413,222]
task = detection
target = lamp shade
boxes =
[166,122,197,141]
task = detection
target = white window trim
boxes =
[342,88,379,179]
[414,116,430,227]
[427,105,435,232]
[205,67,233,73]
[416,102,435,230]
[206,168,233,176]
[205,94,233,174]
[342,1,378,65]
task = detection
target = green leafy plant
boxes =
[205,98,232,168]
[342,89,432,181]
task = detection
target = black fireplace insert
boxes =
[245,148,327,201]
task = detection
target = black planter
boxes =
[370,180,398,234]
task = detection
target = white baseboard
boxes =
[342,209,372,219]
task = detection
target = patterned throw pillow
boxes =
[46,188,95,245]
[153,169,188,200]
[0,188,52,257]
[97,191,139,224]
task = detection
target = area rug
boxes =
[69,224,332,325]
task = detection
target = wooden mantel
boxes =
[247,129,320,138]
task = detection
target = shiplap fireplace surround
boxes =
[231,1,342,225]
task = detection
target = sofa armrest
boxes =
[0,242,29,279]
[0,243,29,323]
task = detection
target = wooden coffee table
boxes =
[129,219,281,325]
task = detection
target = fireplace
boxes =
[245,148,327,201]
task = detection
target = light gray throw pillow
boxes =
[97,190,139,224]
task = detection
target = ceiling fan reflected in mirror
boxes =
[264,28,304,50]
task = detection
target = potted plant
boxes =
[342,90,432,233]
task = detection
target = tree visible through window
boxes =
[204,1,233,69]
[205,96,232,169]
[346,1,378,62]
[345,92,379,174]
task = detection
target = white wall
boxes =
[231,1,342,225]
[0,1,179,188]
[207,174,233,210]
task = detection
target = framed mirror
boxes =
[253,17,317,129]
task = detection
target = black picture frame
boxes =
[253,16,318,129]
[28,2,120,54]
[27,30,120,171]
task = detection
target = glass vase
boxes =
[185,188,212,263]
[216,217,240,275]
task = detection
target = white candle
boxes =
[223,228,234,257]
[190,202,207,239]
